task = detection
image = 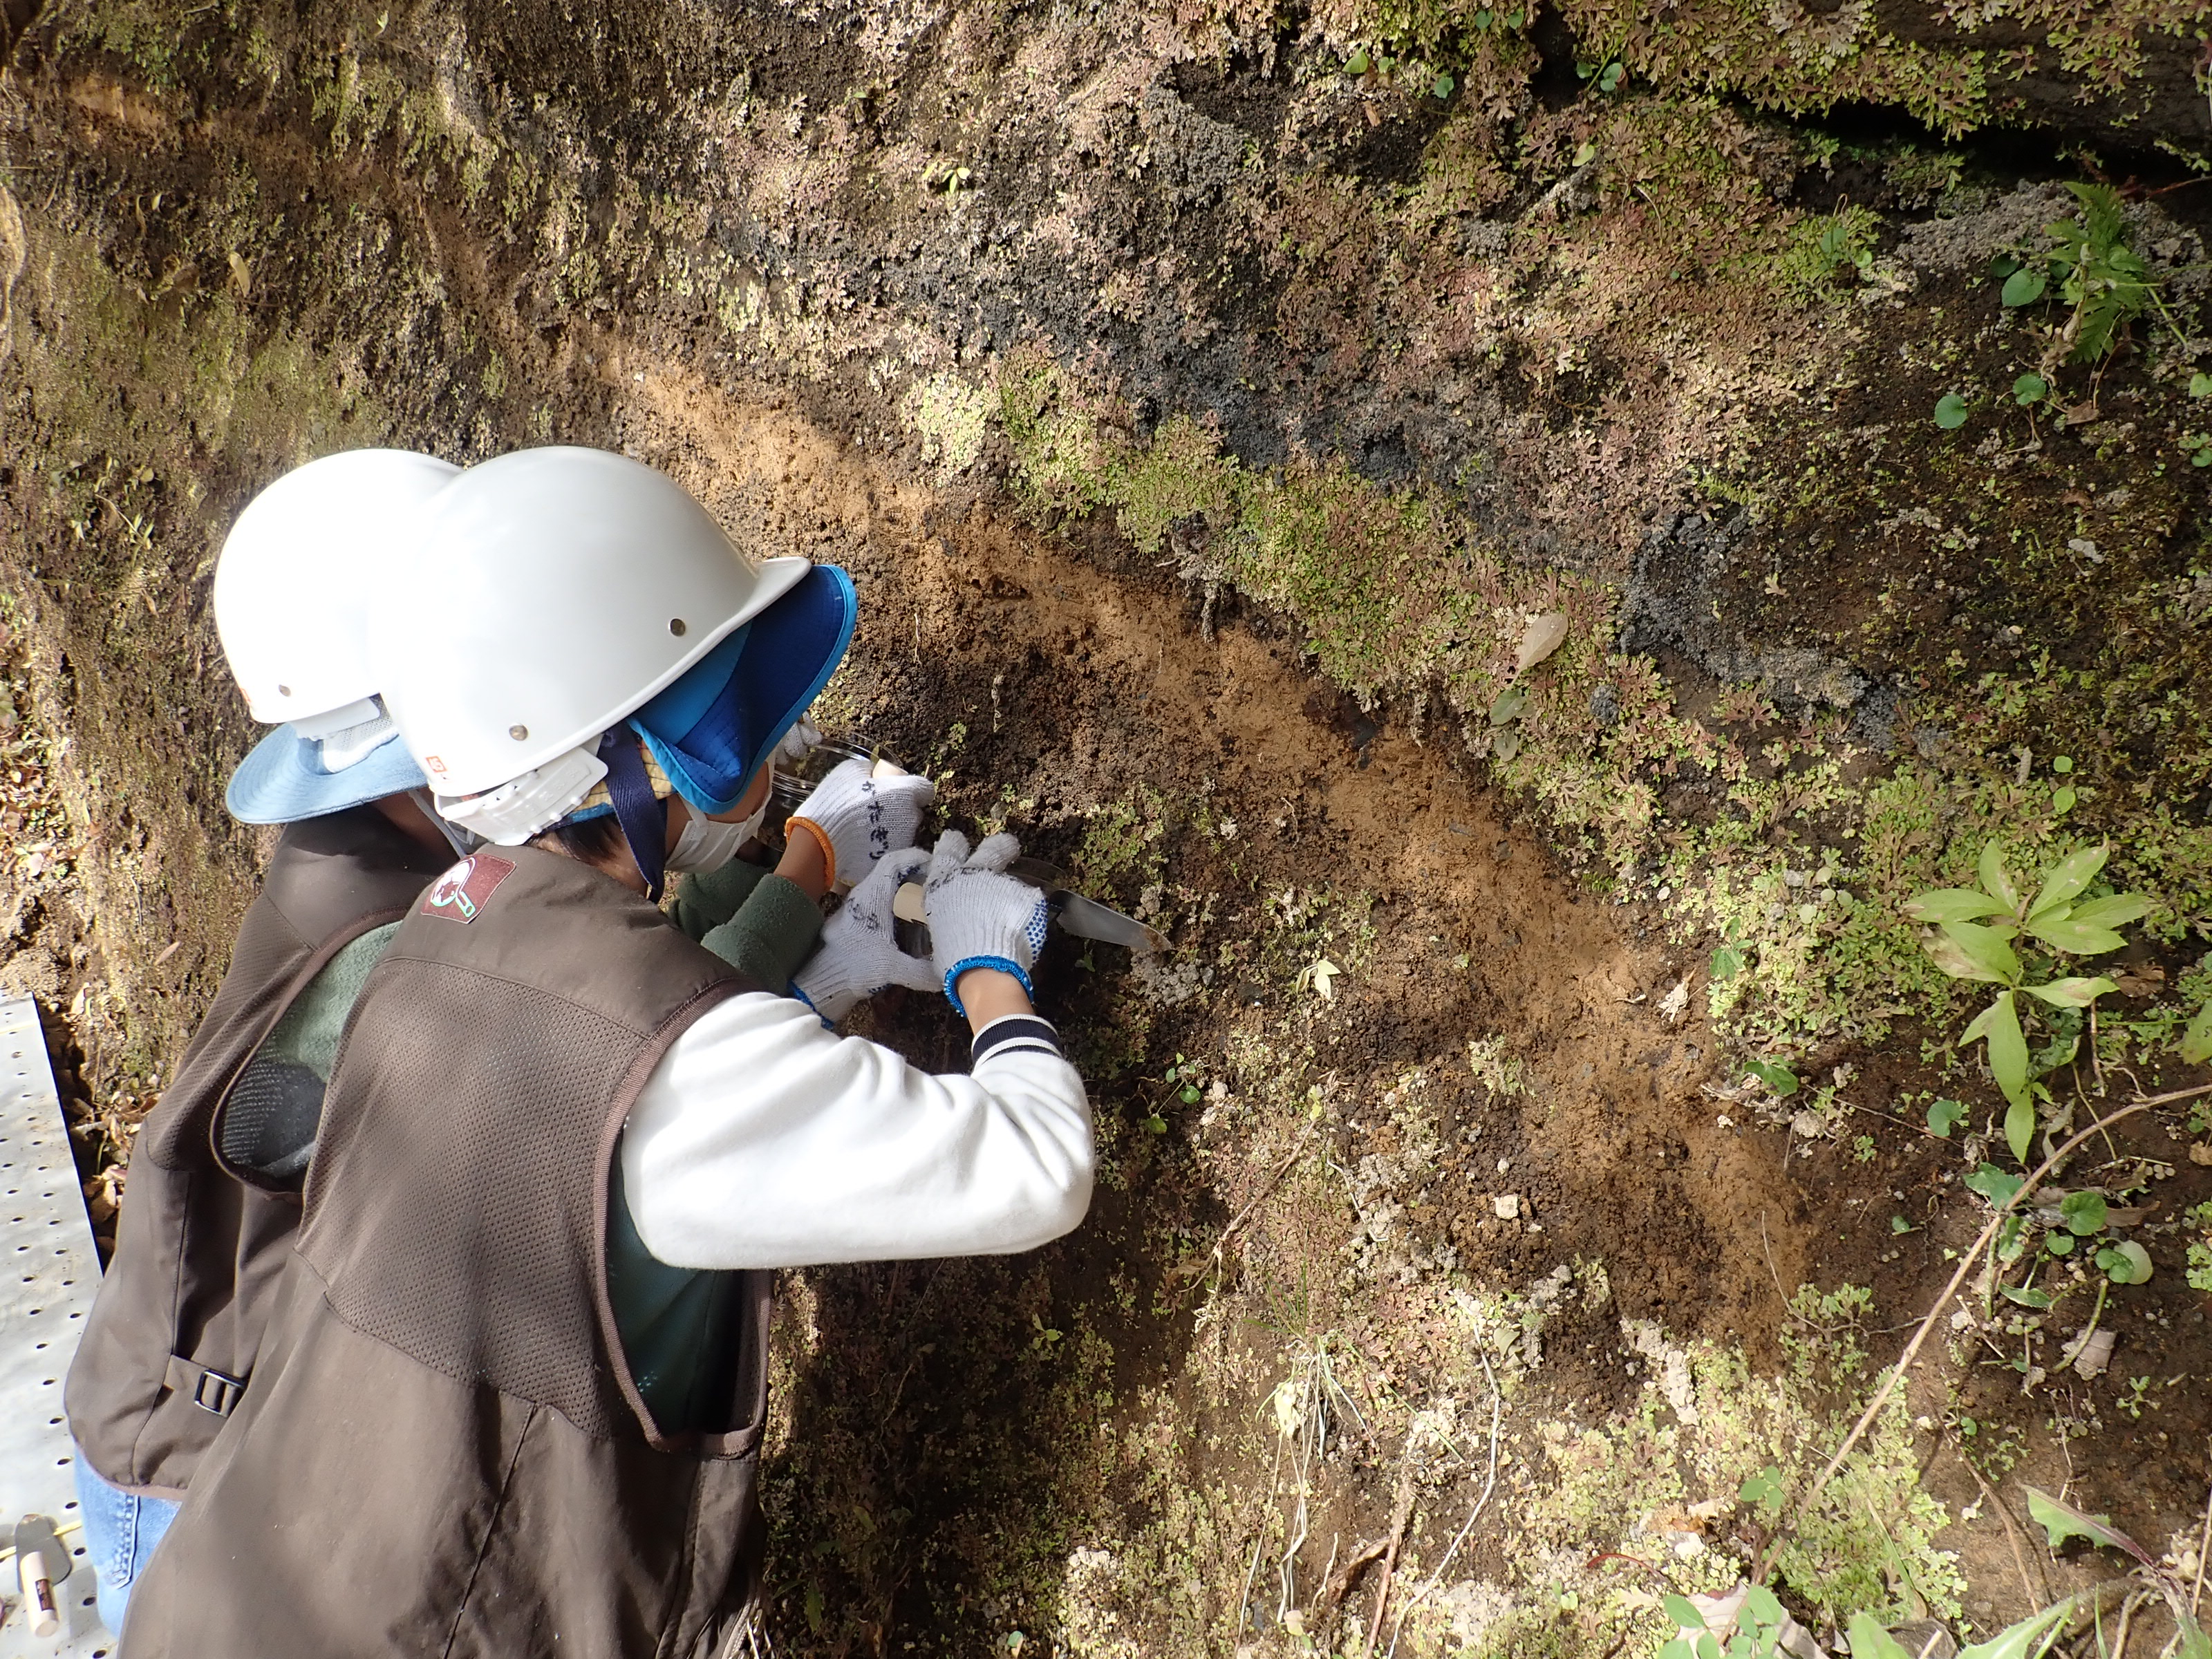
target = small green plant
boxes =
[1576,58,1624,93]
[2188,1201,2212,1292]
[1904,843,2150,1163]
[1995,183,2164,365]
[2012,373,2047,405]
[1926,1097,1967,1137]
[1933,393,1971,429]
[1741,1058,1799,1096]
[1662,1585,1788,1659]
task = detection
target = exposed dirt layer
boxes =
[8,2,2212,1654]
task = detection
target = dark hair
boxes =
[542,811,630,870]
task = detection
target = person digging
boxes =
[65,448,470,1632]
[115,447,1094,1659]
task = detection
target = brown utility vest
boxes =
[118,847,773,1659]
[66,807,449,1496]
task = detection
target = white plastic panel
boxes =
[0,995,113,1653]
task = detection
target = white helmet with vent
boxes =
[216,448,461,824]
[373,447,809,806]
[215,449,461,729]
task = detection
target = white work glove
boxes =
[775,717,824,763]
[787,756,935,891]
[922,829,1050,1016]
[791,848,937,1022]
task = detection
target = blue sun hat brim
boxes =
[630,564,856,816]
[225,725,429,824]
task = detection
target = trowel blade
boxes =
[890,881,1164,954]
[1049,890,1166,954]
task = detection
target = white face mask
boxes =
[664,796,767,875]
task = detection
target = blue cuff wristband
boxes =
[944,956,1032,1018]
[787,980,834,1029]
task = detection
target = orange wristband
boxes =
[786,815,836,890]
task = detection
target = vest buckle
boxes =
[167,1355,248,1416]
[192,1367,245,1416]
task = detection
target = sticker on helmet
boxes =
[422,854,515,923]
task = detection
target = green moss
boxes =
[1556,0,2195,138]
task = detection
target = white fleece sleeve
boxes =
[619,992,1094,1269]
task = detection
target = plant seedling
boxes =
[1934,393,1972,429]
[2013,373,2048,404]
[1904,843,2149,1162]
[2191,371,2212,399]
[1742,1058,1798,1096]
[1927,1097,1967,1137]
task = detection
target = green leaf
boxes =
[2060,1190,2108,1235]
[1697,1635,1721,1659]
[1597,60,1622,92]
[1660,1642,1695,1659]
[2101,1240,2152,1283]
[2182,999,2212,1065]
[2013,373,2048,404]
[1711,943,1747,982]
[1741,1586,1784,1629]
[1738,1465,1785,1511]
[1924,930,1994,980]
[1743,1059,1799,1096]
[1935,393,1971,429]
[2000,1282,2053,1308]
[2006,1097,2036,1164]
[2024,1486,2152,1562]
[1942,921,2022,984]
[2063,892,2150,931]
[1980,842,2024,913]
[1849,1612,1917,1659]
[2052,786,2077,814]
[1663,1594,1707,1632]
[2020,976,2117,1008]
[2045,1228,2074,1255]
[2001,268,2047,306]
[2025,913,2128,955]
[2052,755,2073,774]
[1965,1163,2024,1207]
[1489,684,1529,725]
[1432,71,1454,98]
[2193,372,2212,399]
[1958,1597,2080,1659]
[1903,888,2012,924]
[1927,1098,1967,1137]
[2029,844,2107,917]
[2175,1614,2212,1659]
[1345,47,1371,73]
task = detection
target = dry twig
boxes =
[2192,1444,2212,1618]
[1364,1471,1418,1656]
[1759,1087,2212,1579]
[1179,1130,1311,1287]
[1953,1435,2052,1611]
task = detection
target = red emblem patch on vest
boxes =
[422,854,516,924]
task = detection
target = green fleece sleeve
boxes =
[668,857,771,942]
[697,873,823,991]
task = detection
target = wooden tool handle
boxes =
[19,1546,59,1637]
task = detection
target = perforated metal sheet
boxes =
[0,995,113,1653]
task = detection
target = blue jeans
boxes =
[73,1453,180,1633]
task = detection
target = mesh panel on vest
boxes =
[303,961,650,1441]
[139,912,308,1170]
[216,1057,324,1185]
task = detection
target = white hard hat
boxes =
[214,449,462,727]
[373,447,810,799]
